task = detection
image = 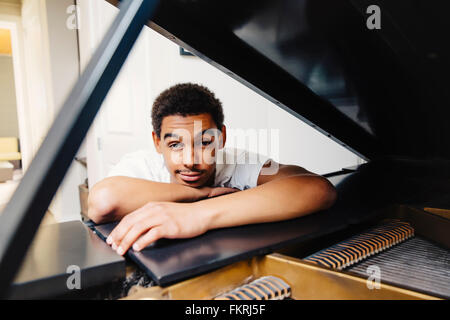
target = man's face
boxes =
[153,113,226,188]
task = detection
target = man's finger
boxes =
[115,218,161,255]
[107,206,151,247]
[132,226,165,252]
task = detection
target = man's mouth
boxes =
[178,172,203,182]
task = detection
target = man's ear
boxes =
[152,131,162,154]
[219,125,227,149]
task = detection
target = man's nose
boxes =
[183,145,201,167]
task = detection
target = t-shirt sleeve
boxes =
[228,150,271,190]
[106,150,165,182]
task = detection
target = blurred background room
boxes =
[0,0,363,223]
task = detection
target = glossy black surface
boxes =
[8,221,125,299]
[95,210,357,286]
[95,157,450,285]
[140,0,450,160]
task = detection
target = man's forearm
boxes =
[103,174,336,255]
[88,176,205,222]
[195,175,336,230]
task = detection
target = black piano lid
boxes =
[128,0,450,160]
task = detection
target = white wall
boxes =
[45,0,85,222]
[20,0,86,222]
[147,33,361,174]
[44,0,80,112]
[21,0,53,155]
[79,0,157,187]
[81,0,361,190]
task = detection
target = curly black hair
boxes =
[151,83,224,137]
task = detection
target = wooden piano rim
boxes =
[123,253,439,300]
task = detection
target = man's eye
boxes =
[169,143,183,150]
[202,140,213,146]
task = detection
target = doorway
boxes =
[0,23,29,211]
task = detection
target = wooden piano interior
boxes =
[123,204,449,300]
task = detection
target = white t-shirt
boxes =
[107,148,271,190]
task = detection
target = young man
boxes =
[88,83,337,256]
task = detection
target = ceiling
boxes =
[0,0,21,5]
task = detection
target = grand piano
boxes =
[1,0,449,300]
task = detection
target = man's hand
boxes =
[201,186,241,198]
[106,202,210,255]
